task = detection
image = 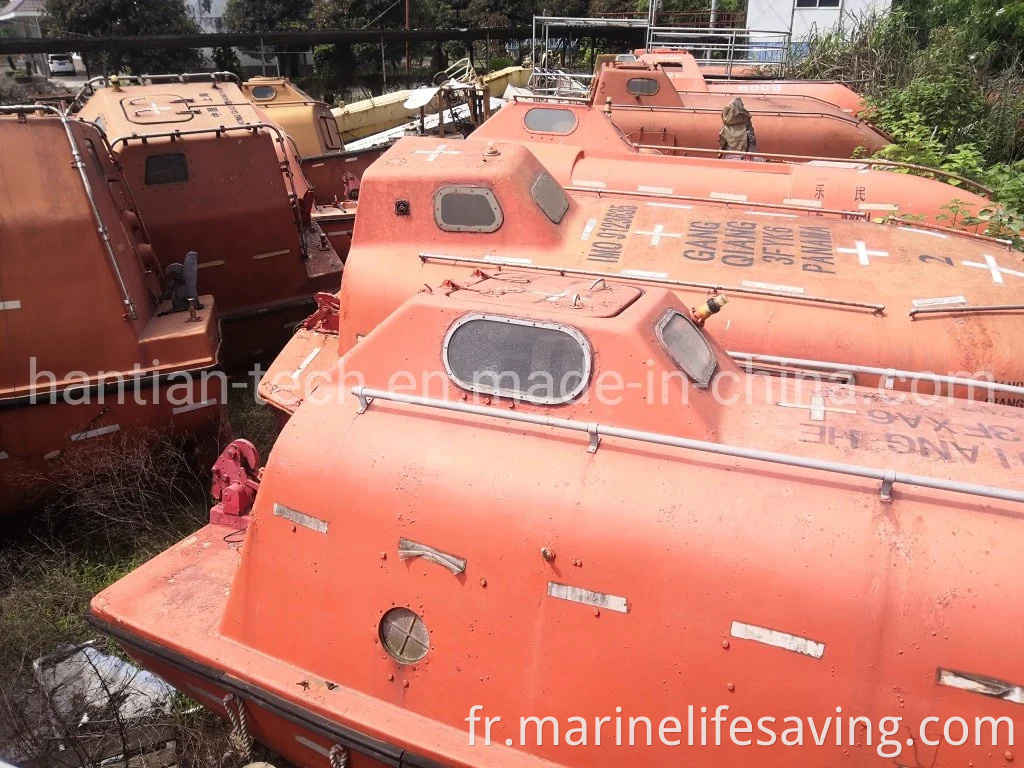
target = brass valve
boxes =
[693,294,729,326]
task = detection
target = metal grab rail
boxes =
[564,184,871,220]
[351,386,1024,505]
[1,105,137,320]
[909,304,1024,319]
[417,253,886,314]
[613,102,877,129]
[729,352,1024,399]
[67,72,241,114]
[631,143,994,198]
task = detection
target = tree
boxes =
[44,0,202,75]
[223,0,314,76]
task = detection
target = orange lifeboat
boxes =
[635,50,868,115]
[261,138,1024,417]
[93,271,1024,767]
[471,101,993,230]
[592,61,889,157]
[0,107,224,516]
[72,74,348,368]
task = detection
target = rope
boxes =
[222,693,254,760]
[329,745,350,768]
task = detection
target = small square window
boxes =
[144,153,189,186]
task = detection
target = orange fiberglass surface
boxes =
[260,137,1024,417]
[592,60,890,157]
[470,101,993,230]
[93,271,1024,767]
[73,75,349,368]
[0,108,223,516]
[635,50,868,114]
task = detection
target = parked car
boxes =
[46,53,76,76]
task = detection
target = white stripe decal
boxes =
[638,185,673,194]
[198,260,225,269]
[253,249,290,260]
[572,179,607,189]
[620,269,669,279]
[903,227,949,239]
[731,620,825,658]
[0,300,22,311]
[783,198,823,208]
[70,424,121,441]
[710,191,747,201]
[547,582,629,613]
[172,398,219,415]
[580,218,598,241]
[646,202,692,210]
[742,280,806,294]
[937,669,1024,705]
[746,211,797,219]
[912,295,967,308]
[858,202,899,211]
[344,156,359,163]
[295,735,331,756]
[483,254,532,266]
[290,347,322,380]
[273,502,329,533]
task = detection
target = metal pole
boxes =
[405,0,410,77]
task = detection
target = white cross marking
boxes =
[137,102,172,116]
[836,240,889,266]
[777,396,857,422]
[414,144,460,162]
[962,253,1024,285]
[634,224,681,247]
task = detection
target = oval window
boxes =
[626,77,660,96]
[656,310,717,389]
[531,172,569,224]
[250,85,276,101]
[434,186,503,233]
[523,107,578,134]
[444,314,592,405]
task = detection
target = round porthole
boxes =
[379,607,429,664]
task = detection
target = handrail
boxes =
[672,87,859,112]
[728,352,1024,399]
[105,122,310,260]
[612,102,879,130]
[631,144,991,197]
[909,304,1024,319]
[417,253,886,314]
[564,184,871,220]
[2,105,137,320]
[67,72,241,114]
[351,387,1024,505]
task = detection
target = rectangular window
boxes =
[319,115,344,151]
[144,153,189,186]
[795,0,841,7]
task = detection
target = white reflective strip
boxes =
[858,202,899,211]
[783,198,823,208]
[171,399,218,415]
[710,191,747,201]
[44,450,62,461]
[198,260,225,269]
[731,620,825,658]
[638,185,673,194]
[645,202,693,210]
[912,295,967,308]
[291,347,322,380]
[273,502,328,533]
[572,179,606,188]
[0,300,22,311]
[0,451,8,460]
[547,582,628,613]
[745,211,797,219]
[937,669,1024,705]
[344,156,359,163]
[295,735,331,757]
[902,227,949,239]
[70,424,121,441]
[253,249,290,260]
[620,269,669,279]
[311,162,325,168]
[742,280,805,294]
[580,218,598,241]
[483,254,532,266]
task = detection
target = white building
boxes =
[746,0,893,42]
[184,0,228,33]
